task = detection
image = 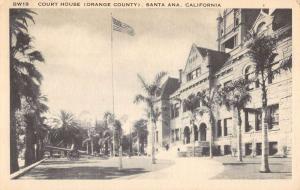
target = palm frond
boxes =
[137,74,150,93]
[153,71,167,87]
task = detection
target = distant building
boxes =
[151,9,292,157]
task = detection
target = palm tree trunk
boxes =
[39,139,45,160]
[150,113,156,164]
[260,77,271,173]
[25,115,36,166]
[141,140,145,154]
[91,139,94,155]
[137,137,140,155]
[105,141,109,155]
[10,108,19,173]
[236,108,243,162]
[86,142,89,154]
[209,111,214,158]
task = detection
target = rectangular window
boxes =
[171,130,175,142]
[217,120,222,137]
[224,118,232,136]
[223,35,237,53]
[245,143,252,156]
[223,119,228,136]
[187,73,192,81]
[156,131,159,143]
[225,11,234,33]
[255,109,262,131]
[175,129,179,141]
[269,104,279,129]
[245,110,255,132]
[174,103,180,118]
[256,143,262,155]
[224,145,231,155]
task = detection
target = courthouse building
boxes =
[151,9,292,157]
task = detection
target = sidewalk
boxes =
[123,150,224,180]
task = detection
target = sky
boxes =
[29,8,219,133]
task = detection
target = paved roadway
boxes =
[16,154,224,180]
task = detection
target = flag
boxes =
[112,17,135,36]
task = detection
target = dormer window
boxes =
[186,67,201,81]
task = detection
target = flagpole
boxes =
[110,12,115,158]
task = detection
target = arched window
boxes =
[256,22,266,34]
[245,65,255,90]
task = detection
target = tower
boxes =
[217,9,260,54]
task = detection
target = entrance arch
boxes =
[199,123,207,141]
[183,126,190,144]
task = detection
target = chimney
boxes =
[179,69,182,83]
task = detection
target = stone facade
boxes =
[152,9,292,157]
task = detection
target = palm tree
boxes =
[10,9,44,173]
[103,112,115,156]
[247,34,292,172]
[134,71,167,164]
[103,112,123,156]
[197,87,220,158]
[219,78,252,162]
[132,119,148,155]
[24,93,49,165]
[51,111,81,151]
[183,94,200,156]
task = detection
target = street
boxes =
[16,155,225,180]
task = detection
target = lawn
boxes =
[212,155,292,179]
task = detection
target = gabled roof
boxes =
[158,77,180,99]
[183,44,229,73]
[196,46,230,73]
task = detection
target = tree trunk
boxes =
[10,109,19,173]
[236,108,243,162]
[141,140,145,154]
[151,114,156,164]
[86,142,89,154]
[25,114,36,166]
[260,76,271,173]
[40,139,45,160]
[209,111,215,158]
[91,139,94,155]
[137,137,140,155]
[105,141,109,155]
[36,141,40,161]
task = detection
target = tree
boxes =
[197,87,220,158]
[10,9,44,173]
[247,34,292,172]
[102,112,123,156]
[134,71,167,164]
[132,119,148,155]
[82,128,98,155]
[219,78,252,162]
[51,111,82,150]
[183,94,200,156]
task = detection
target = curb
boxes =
[10,158,47,179]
